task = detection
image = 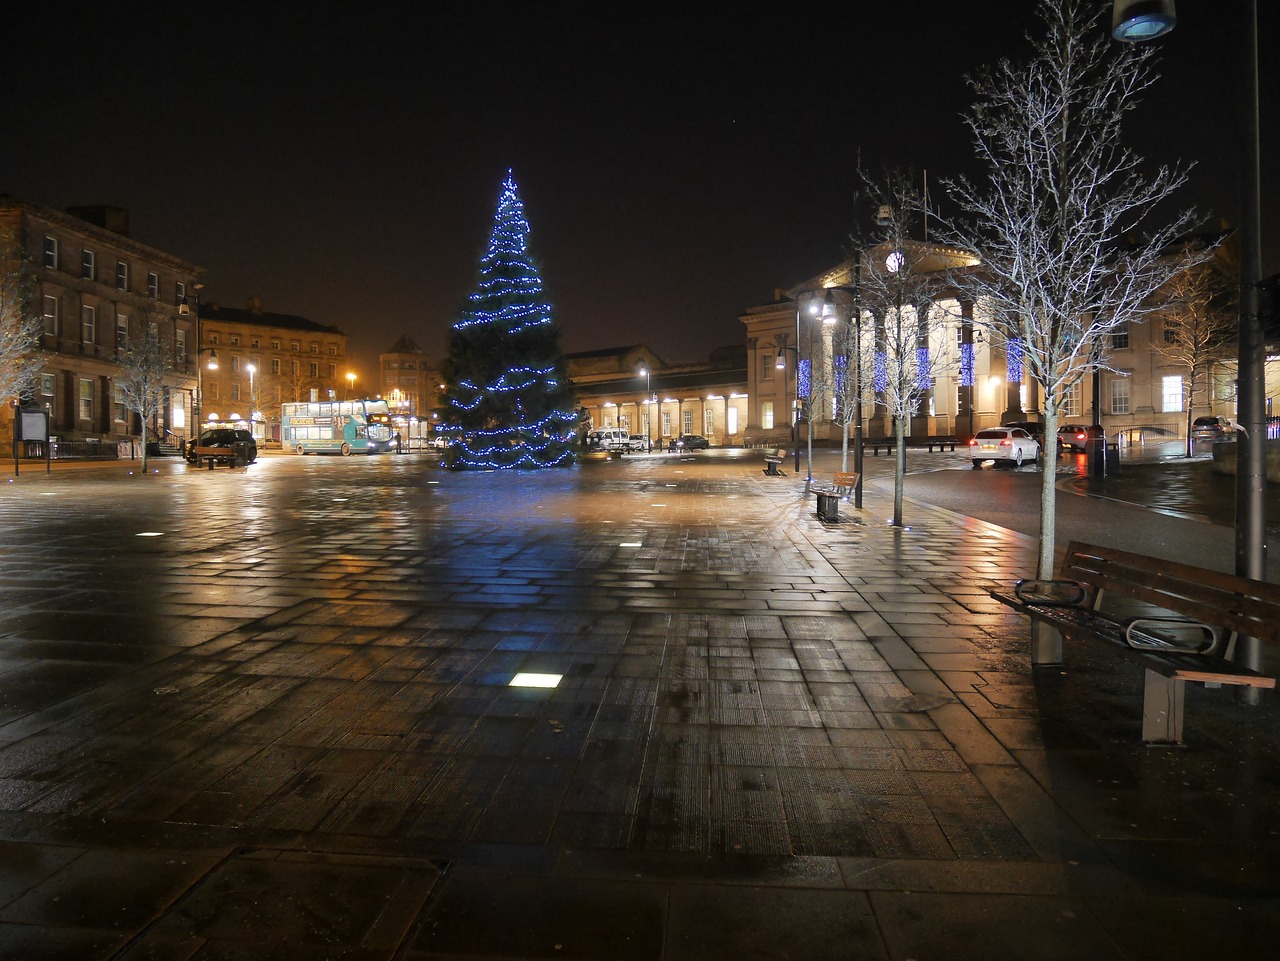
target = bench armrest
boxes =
[1123,617,1219,655]
[1013,578,1086,606]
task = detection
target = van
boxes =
[587,428,629,451]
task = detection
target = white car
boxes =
[970,426,1040,468]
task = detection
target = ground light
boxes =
[509,673,562,689]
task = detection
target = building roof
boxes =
[386,334,425,354]
[201,301,344,335]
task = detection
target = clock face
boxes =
[886,251,904,273]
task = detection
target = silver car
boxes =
[970,426,1040,468]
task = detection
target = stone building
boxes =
[196,298,350,443]
[1,198,202,451]
[379,334,441,442]
[568,345,749,447]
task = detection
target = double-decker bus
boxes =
[281,399,394,455]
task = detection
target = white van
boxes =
[587,428,630,451]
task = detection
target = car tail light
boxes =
[1075,432,1086,441]
[968,438,978,447]
[1000,439,1012,447]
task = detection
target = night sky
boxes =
[6,3,1276,381]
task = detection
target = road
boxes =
[824,447,1280,581]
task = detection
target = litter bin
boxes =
[1105,442,1120,475]
[231,441,251,467]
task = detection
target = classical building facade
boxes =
[742,227,1273,449]
[2,198,202,451]
[197,298,350,442]
[568,345,749,447]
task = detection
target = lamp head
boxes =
[1112,0,1176,41]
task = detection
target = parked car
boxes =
[628,433,650,452]
[185,427,257,465]
[586,428,630,451]
[669,434,710,451]
[1057,424,1091,452]
[970,426,1040,468]
[1191,416,1232,441]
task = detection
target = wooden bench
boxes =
[992,540,1278,744]
[863,436,958,455]
[762,448,786,476]
[811,471,859,522]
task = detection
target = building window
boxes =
[662,410,672,436]
[231,383,241,401]
[42,294,59,335]
[291,341,300,352]
[81,249,96,281]
[1063,381,1082,417]
[328,344,337,355]
[309,343,318,354]
[727,406,738,435]
[271,339,281,350]
[43,236,58,269]
[271,359,281,375]
[209,382,219,401]
[619,414,629,430]
[79,378,94,421]
[176,329,186,364]
[1162,375,1183,413]
[114,385,127,424]
[309,361,319,378]
[115,261,129,291]
[761,401,774,430]
[704,410,714,435]
[209,334,219,345]
[683,410,693,435]
[175,281,186,306]
[327,363,336,378]
[251,338,260,348]
[147,272,159,298]
[761,354,774,381]
[1110,377,1130,415]
[81,304,97,344]
[230,336,240,347]
[1111,322,1129,350]
[116,314,129,350]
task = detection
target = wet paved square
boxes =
[0,450,1277,958]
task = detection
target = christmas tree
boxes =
[440,171,578,469]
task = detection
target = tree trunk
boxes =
[1037,408,1059,579]
[893,416,906,526]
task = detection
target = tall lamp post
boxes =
[346,371,357,400]
[816,265,866,509]
[245,363,257,437]
[1114,0,1266,683]
[638,366,654,452]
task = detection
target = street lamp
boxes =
[1113,0,1266,683]
[346,371,357,400]
[815,263,866,509]
[638,366,653,452]
[245,363,257,437]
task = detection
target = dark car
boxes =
[670,434,710,451]
[186,427,258,465]
[1191,415,1232,441]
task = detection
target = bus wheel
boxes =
[295,444,305,455]
[340,443,352,456]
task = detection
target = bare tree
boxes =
[116,310,172,473]
[1152,246,1238,456]
[937,0,1206,577]
[0,231,45,406]
[856,171,958,527]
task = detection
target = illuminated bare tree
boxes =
[1152,246,1237,456]
[116,309,172,473]
[856,171,957,527]
[0,231,44,405]
[937,0,1206,577]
